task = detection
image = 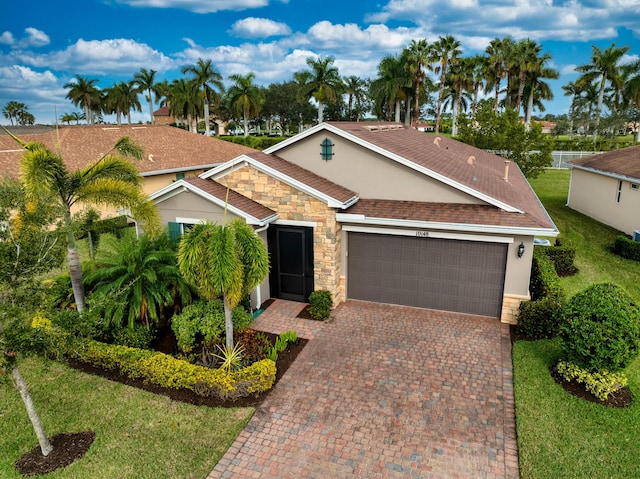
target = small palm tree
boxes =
[178,218,269,349]
[86,232,191,329]
[4,129,160,313]
[181,58,224,135]
[227,73,264,137]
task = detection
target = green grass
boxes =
[1,357,253,479]
[529,169,640,302]
[513,340,640,478]
[514,169,640,478]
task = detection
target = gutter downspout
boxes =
[253,223,270,311]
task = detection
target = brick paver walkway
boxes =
[208,299,519,479]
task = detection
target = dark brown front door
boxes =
[268,225,314,302]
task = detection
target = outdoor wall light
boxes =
[517,242,525,258]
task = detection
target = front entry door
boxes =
[268,225,314,302]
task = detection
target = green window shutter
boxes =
[320,138,334,160]
[175,172,185,181]
[168,222,181,241]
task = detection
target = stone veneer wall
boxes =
[223,166,344,304]
[501,293,530,324]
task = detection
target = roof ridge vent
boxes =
[433,136,441,147]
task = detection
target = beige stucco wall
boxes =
[142,170,206,197]
[568,168,640,235]
[223,166,344,304]
[274,131,483,204]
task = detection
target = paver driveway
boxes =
[208,300,519,479]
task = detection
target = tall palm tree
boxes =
[446,57,473,136]
[485,37,512,113]
[167,78,201,132]
[299,56,343,123]
[4,130,159,313]
[85,232,191,329]
[343,75,368,121]
[576,42,630,137]
[514,39,543,114]
[64,75,101,125]
[404,39,430,124]
[132,68,158,124]
[371,54,410,122]
[622,59,640,142]
[178,218,269,349]
[468,54,487,117]
[181,58,224,136]
[430,34,462,133]
[2,101,27,126]
[524,57,559,129]
[227,73,264,137]
[562,80,582,137]
[104,81,142,126]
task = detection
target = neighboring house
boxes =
[0,124,255,216]
[152,122,558,323]
[567,145,640,236]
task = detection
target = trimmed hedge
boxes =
[614,235,640,262]
[66,338,276,400]
[542,244,576,276]
[308,290,332,321]
[516,247,566,339]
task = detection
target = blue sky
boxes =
[1,0,639,124]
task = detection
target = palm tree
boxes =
[468,55,487,117]
[524,57,559,129]
[404,39,431,124]
[562,80,582,137]
[2,101,27,125]
[485,37,513,113]
[343,75,368,121]
[105,81,142,125]
[4,130,160,313]
[177,218,269,349]
[166,78,201,132]
[430,35,462,133]
[85,232,191,329]
[446,58,474,136]
[64,75,101,125]
[576,42,630,137]
[299,56,343,123]
[227,73,264,137]
[132,68,158,124]
[514,39,543,114]
[371,54,410,122]
[623,59,640,142]
[181,58,224,136]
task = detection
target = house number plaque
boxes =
[415,231,429,238]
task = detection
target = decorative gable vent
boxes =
[320,137,334,161]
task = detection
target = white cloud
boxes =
[114,0,284,14]
[22,28,50,48]
[230,17,291,38]
[0,31,15,45]
[19,38,175,75]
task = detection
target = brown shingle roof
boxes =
[346,199,552,229]
[569,145,640,181]
[0,125,256,180]
[325,122,555,230]
[183,177,276,222]
[245,150,358,205]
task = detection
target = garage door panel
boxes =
[347,233,507,318]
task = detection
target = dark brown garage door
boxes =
[347,233,507,318]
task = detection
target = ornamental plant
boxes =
[559,283,640,372]
[308,290,332,321]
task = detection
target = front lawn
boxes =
[513,340,640,478]
[1,357,253,479]
[514,168,640,478]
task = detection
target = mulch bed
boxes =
[14,316,307,477]
[15,431,96,477]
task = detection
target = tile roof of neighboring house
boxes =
[153,107,171,116]
[0,125,256,179]
[183,177,277,222]
[323,122,555,230]
[569,145,640,181]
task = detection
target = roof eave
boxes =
[570,163,640,184]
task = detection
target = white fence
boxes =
[550,151,603,169]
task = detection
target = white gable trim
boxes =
[200,154,359,209]
[265,122,522,213]
[570,163,640,184]
[150,179,278,226]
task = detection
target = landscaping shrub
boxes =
[555,360,628,401]
[65,338,276,400]
[613,235,640,262]
[219,135,287,150]
[542,240,577,275]
[267,330,298,362]
[171,300,253,353]
[559,283,640,372]
[516,248,566,339]
[308,290,332,321]
[111,324,155,349]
